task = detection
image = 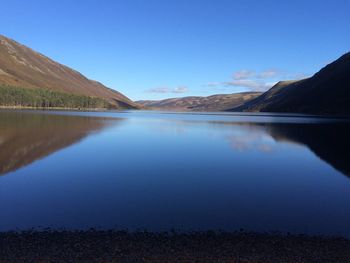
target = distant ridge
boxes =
[137,92,262,111]
[0,35,138,109]
[232,52,350,115]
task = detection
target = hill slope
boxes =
[232,52,350,115]
[0,35,137,109]
[137,92,262,111]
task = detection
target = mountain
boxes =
[232,52,350,115]
[137,92,262,111]
[0,35,138,109]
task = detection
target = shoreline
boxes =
[1,230,349,262]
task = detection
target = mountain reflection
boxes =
[1,111,349,180]
[220,121,350,178]
[146,117,350,178]
[0,111,120,175]
[265,123,350,177]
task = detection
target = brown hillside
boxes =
[137,92,262,111]
[0,35,138,109]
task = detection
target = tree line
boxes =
[0,85,111,109]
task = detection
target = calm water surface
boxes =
[0,110,350,236]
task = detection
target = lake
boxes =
[0,110,350,237]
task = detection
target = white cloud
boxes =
[147,86,189,94]
[222,80,274,91]
[204,68,299,92]
[205,82,222,87]
[173,86,188,93]
[257,69,280,79]
[232,69,280,81]
[232,70,255,80]
[147,87,170,93]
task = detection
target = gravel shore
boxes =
[0,230,349,263]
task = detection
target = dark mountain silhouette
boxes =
[232,52,350,115]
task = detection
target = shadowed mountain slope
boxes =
[232,52,350,115]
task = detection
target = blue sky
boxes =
[1,0,349,100]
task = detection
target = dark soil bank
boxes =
[1,231,350,263]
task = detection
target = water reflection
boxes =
[1,111,350,235]
[221,122,350,178]
[0,111,119,175]
[165,120,350,178]
[1,111,349,179]
[265,123,350,177]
